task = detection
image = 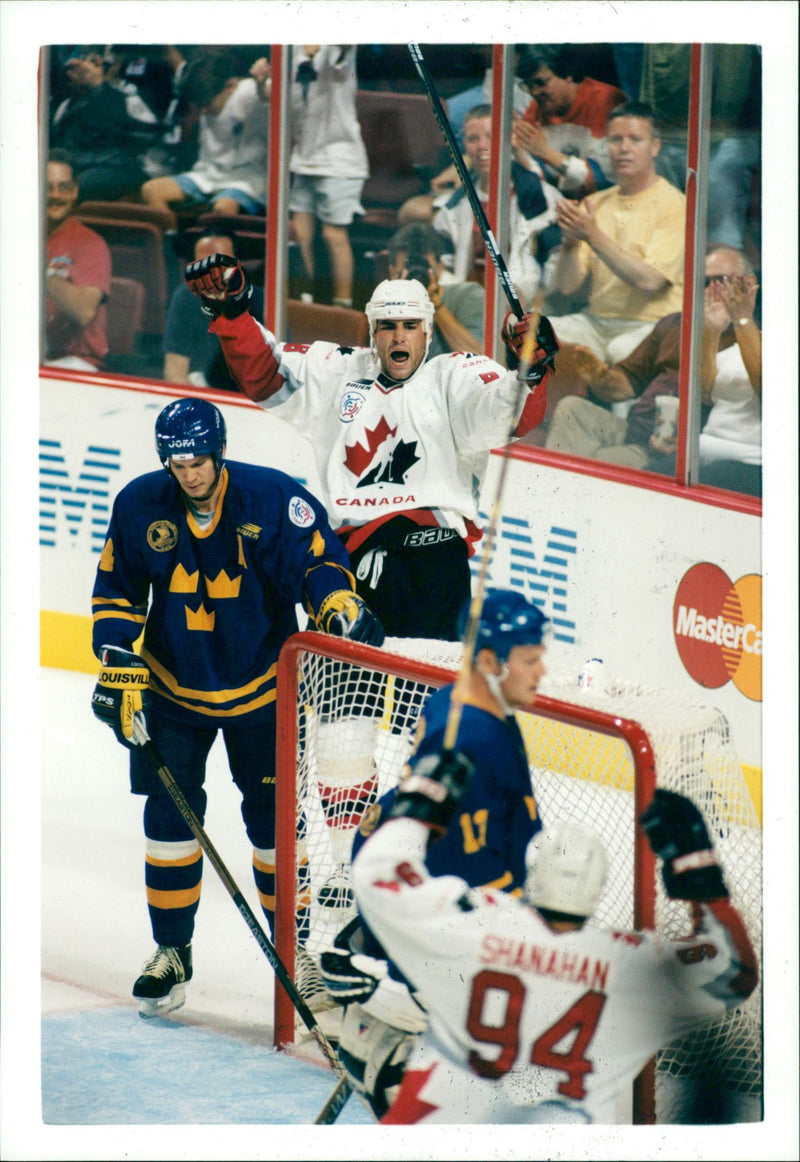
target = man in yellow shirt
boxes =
[548,101,686,366]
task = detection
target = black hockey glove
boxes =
[640,788,729,901]
[389,749,474,836]
[502,311,559,385]
[320,917,387,1006]
[184,253,253,319]
[315,590,385,647]
[91,645,150,750]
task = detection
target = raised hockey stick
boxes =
[407,42,524,321]
[442,310,541,753]
[131,712,352,1105]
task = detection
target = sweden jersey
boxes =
[91,460,354,724]
[415,686,542,893]
[355,685,541,895]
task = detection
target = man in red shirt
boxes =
[44,150,111,371]
[513,46,628,200]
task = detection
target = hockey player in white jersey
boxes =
[185,254,558,906]
[351,754,758,1124]
[184,254,557,642]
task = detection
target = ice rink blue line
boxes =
[42,1006,373,1126]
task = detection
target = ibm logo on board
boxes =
[471,514,577,644]
[39,440,121,553]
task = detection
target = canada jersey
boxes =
[91,461,352,724]
[355,819,758,1125]
[210,312,546,539]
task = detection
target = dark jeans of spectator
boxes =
[76,163,147,202]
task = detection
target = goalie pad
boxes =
[337,1002,419,1120]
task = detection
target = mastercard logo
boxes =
[673,563,762,702]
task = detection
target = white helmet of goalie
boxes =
[365,279,435,350]
[525,820,608,919]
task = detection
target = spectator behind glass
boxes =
[513,44,628,200]
[386,223,484,358]
[636,44,761,256]
[398,50,532,229]
[49,45,161,202]
[288,45,369,309]
[140,48,270,219]
[547,100,686,366]
[433,104,563,311]
[107,45,200,180]
[163,228,265,390]
[544,246,761,496]
[44,150,111,372]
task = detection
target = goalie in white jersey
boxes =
[352,754,758,1124]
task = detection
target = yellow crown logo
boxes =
[98,538,116,572]
[169,563,199,593]
[205,570,241,599]
[186,602,215,632]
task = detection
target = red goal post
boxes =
[274,631,761,1125]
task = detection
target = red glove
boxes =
[185,253,253,318]
[502,311,559,385]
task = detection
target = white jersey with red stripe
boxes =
[352,817,758,1125]
[209,312,545,538]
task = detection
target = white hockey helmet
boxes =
[525,820,608,920]
[364,278,436,354]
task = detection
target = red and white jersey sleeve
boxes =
[353,818,757,1125]
[210,312,538,534]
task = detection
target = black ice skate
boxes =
[317,863,355,909]
[133,944,193,1018]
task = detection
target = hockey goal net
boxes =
[274,631,762,1125]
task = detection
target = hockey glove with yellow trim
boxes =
[91,645,150,750]
[315,590,385,647]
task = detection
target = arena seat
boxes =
[105,276,146,358]
[286,299,368,348]
[354,90,446,237]
[75,200,177,233]
[75,213,169,336]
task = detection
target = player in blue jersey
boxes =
[319,589,549,1115]
[90,397,384,1018]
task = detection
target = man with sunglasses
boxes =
[513,46,627,200]
[543,245,761,495]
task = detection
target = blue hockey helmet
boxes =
[155,398,227,471]
[461,589,550,661]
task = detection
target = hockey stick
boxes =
[314,1074,354,1126]
[407,42,524,320]
[442,310,541,753]
[131,712,351,1100]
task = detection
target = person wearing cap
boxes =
[90,397,383,1020]
[317,589,551,1118]
[49,45,160,201]
[185,254,559,642]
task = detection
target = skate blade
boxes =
[136,983,187,1019]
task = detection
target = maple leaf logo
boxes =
[358,438,420,487]
[343,415,397,477]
